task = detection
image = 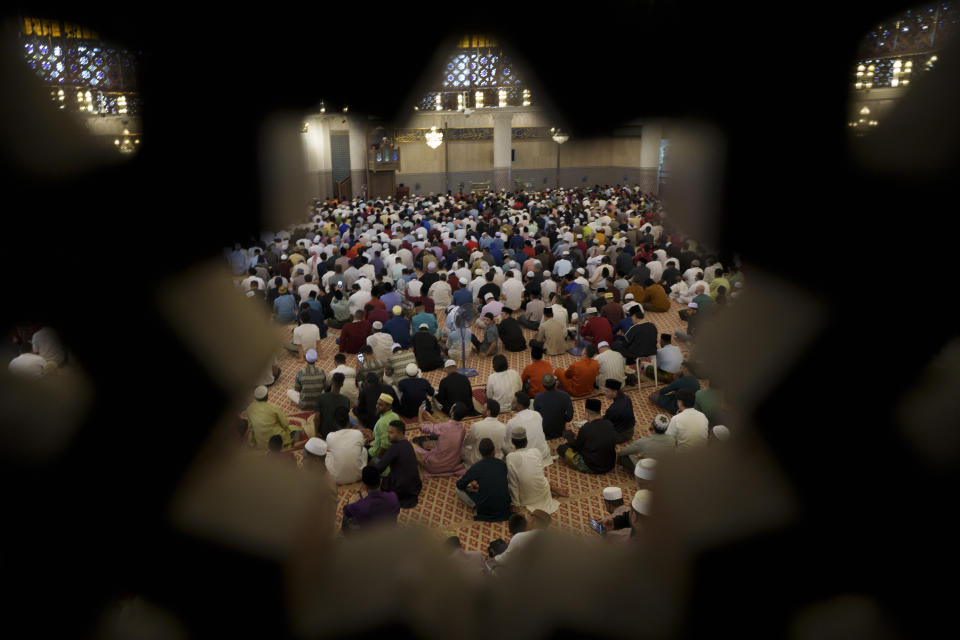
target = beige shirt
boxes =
[461,417,507,466]
[536,317,571,356]
[506,448,559,514]
[666,408,709,451]
[595,348,627,389]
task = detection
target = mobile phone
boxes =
[589,519,605,534]
[357,353,364,363]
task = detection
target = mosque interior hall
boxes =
[3,4,959,638]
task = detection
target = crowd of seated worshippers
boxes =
[221,185,738,557]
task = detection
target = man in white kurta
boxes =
[324,427,368,484]
[594,341,627,389]
[506,444,560,514]
[503,401,552,465]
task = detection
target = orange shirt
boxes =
[563,358,600,397]
[521,360,554,397]
[625,284,645,301]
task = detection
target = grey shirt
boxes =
[618,432,676,459]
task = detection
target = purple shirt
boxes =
[381,291,402,311]
[415,420,467,478]
[342,489,400,525]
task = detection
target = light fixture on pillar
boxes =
[425,126,443,149]
[302,121,310,133]
[551,127,569,144]
[457,93,464,110]
[320,100,326,114]
[435,94,442,111]
[499,89,507,108]
[475,90,484,108]
[522,89,530,107]
[342,106,349,113]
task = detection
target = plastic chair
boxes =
[637,354,658,389]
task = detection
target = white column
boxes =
[492,111,513,191]
[302,115,334,200]
[348,115,367,198]
[639,121,663,193]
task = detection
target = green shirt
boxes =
[246,400,292,450]
[694,388,723,425]
[369,410,400,461]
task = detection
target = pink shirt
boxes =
[415,420,466,478]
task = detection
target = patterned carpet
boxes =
[253,300,697,551]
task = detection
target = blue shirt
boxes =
[410,311,438,337]
[613,317,633,338]
[273,294,297,323]
[452,288,473,307]
[384,317,413,348]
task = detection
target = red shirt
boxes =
[367,308,389,325]
[339,320,372,353]
[447,274,460,291]
[522,246,536,257]
[466,240,479,252]
[580,317,614,348]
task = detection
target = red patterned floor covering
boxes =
[250,300,700,551]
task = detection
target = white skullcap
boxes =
[305,349,318,362]
[597,341,609,349]
[602,487,622,501]
[405,363,420,377]
[585,307,597,314]
[712,425,731,441]
[625,293,635,300]
[245,290,256,298]
[313,235,321,243]
[734,282,743,288]
[576,268,585,275]
[484,293,494,300]
[392,343,402,351]
[563,250,570,256]
[304,437,328,456]
[444,359,457,368]
[475,268,483,275]
[527,270,535,277]
[372,321,383,330]
[280,254,288,260]
[460,277,468,284]
[418,323,429,329]
[570,312,579,321]
[688,302,699,309]
[631,489,652,515]
[543,271,551,276]
[635,458,657,480]
[253,386,268,400]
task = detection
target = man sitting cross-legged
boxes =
[455,436,512,522]
[412,401,468,478]
[557,397,618,474]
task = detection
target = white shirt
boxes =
[493,529,541,565]
[666,408,710,451]
[31,327,65,365]
[595,348,626,389]
[461,417,507,466]
[646,260,664,283]
[656,344,683,374]
[486,370,523,413]
[654,249,668,265]
[427,280,453,309]
[683,267,704,287]
[501,278,524,311]
[503,409,552,464]
[704,263,724,283]
[540,279,558,302]
[366,332,395,365]
[298,283,320,302]
[8,353,47,379]
[455,266,472,283]
[554,259,573,277]
[397,248,414,268]
[292,323,321,352]
[241,276,266,292]
[325,428,368,484]
[360,264,377,281]
[406,280,423,297]
[349,290,372,314]
[505,448,559,513]
[469,277,486,301]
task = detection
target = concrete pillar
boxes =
[492,111,513,191]
[639,121,663,194]
[302,115,334,201]
[348,115,367,199]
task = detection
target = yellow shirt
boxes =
[246,401,292,450]
[594,232,606,246]
[289,253,305,266]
